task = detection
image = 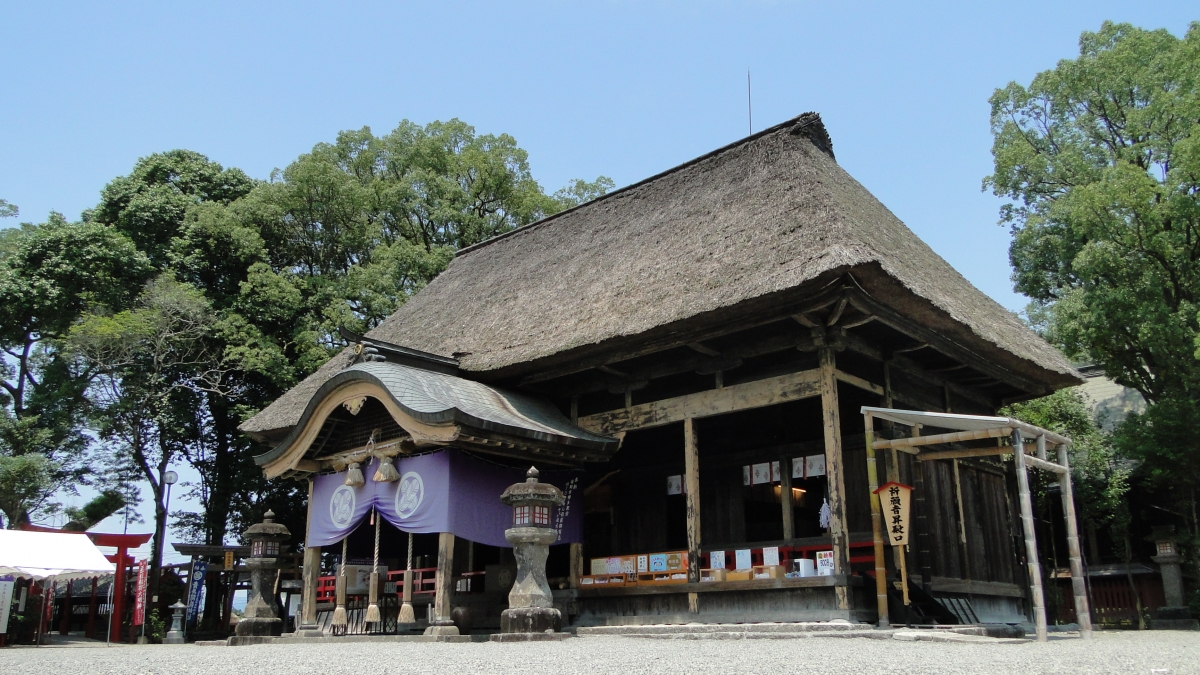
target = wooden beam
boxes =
[427,532,459,635]
[1012,429,1048,642]
[1057,444,1094,638]
[892,342,929,354]
[874,427,1010,450]
[842,334,997,411]
[687,342,721,357]
[834,369,884,396]
[780,456,795,541]
[684,418,701,613]
[918,446,1009,461]
[577,368,822,435]
[819,349,851,611]
[826,297,849,326]
[792,313,819,328]
[864,412,890,626]
[1025,454,1067,475]
[846,289,1046,395]
[300,477,320,630]
[518,284,846,386]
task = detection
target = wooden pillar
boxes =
[953,459,971,580]
[59,580,72,635]
[780,456,795,541]
[818,348,850,611]
[427,532,459,635]
[299,477,320,631]
[569,543,584,589]
[222,569,235,633]
[300,546,321,629]
[864,412,889,626]
[684,417,701,614]
[110,551,127,642]
[913,425,931,590]
[1013,429,1047,642]
[86,577,97,638]
[1056,440,1093,638]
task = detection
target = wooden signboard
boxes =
[874,482,913,546]
[873,481,914,605]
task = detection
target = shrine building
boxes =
[240,112,1084,633]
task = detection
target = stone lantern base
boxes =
[235,616,283,637]
[500,606,562,634]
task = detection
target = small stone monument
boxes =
[494,467,567,640]
[233,510,291,642]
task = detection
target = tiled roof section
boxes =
[350,361,613,446]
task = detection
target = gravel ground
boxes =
[2,632,1197,675]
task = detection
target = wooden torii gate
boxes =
[860,406,1092,642]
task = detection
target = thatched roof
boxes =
[242,113,1078,440]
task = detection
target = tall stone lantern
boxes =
[499,467,564,634]
[1147,525,1199,630]
[234,509,291,639]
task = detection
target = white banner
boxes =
[0,581,14,634]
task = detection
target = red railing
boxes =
[316,567,487,602]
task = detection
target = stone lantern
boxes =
[1147,525,1199,630]
[498,467,564,634]
[234,509,291,639]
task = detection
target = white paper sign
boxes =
[605,557,622,574]
[666,475,683,495]
[792,458,804,479]
[734,549,753,570]
[770,461,780,483]
[637,555,648,573]
[762,546,780,567]
[806,454,826,478]
[0,581,13,634]
[743,466,751,486]
[751,463,771,485]
[709,550,725,569]
[815,550,835,576]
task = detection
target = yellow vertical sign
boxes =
[874,481,912,546]
[224,550,234,570]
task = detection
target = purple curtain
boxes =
[306,448,582,548]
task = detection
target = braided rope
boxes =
[340,537,348,577]
[406,531,413,570]
[373,508,380,568]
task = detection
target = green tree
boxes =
[0,200,17,219]
[0,215,151,526]
[69,275,224,595]
[986,22,1200,534]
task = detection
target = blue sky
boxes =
[2,2,1195,556]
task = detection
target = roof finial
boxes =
[526,466,539,483]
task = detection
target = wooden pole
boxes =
[898,549,910,607]
[427,532,459,635]
[569,543,584,589]
[300,476,320,631]
[780,456,795,541]
[1056,441,1093,638]
[684,417,701,614]
[864,412,889,626]
[59,580,71,635]
[953,459,970,580]
[1013,429,1047,642]
[818,348,850,611]
[86,577,97,639]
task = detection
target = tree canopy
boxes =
[988,22,1200,503]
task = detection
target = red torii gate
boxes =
[19,524,152,641]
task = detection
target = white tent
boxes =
[0,529,116,582]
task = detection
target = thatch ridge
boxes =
[242,113,1077,438]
